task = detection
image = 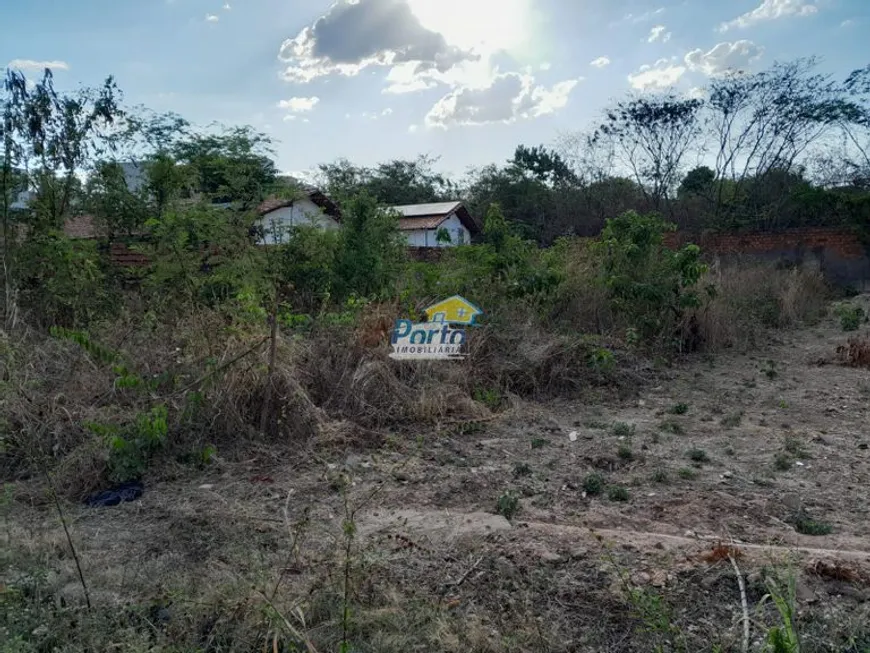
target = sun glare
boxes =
[407,0,530,54]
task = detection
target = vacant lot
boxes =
[4,297,870,652]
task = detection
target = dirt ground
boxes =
[4,297,870,652]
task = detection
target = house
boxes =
[254,187,342,244]
[423,295,483,325]
[391,201,479,248]
[10,189,33,211]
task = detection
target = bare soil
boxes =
[5,298,870,652]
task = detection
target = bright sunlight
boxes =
[406,0,531,54]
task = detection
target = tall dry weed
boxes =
[691,259,829,351]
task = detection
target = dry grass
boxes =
[836,335,870,368]
[691,260,829,351]
[0,258,835,502]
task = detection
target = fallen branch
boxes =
[453,555,486,587]
[729,553,750,653]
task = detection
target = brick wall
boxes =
[664,227,870,287]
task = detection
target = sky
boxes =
[1,0,868,179]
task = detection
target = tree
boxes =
[317,154,455,206]
[706,58,851,226]
[1,67,123,327]
[172,125,278,208]
[463,163,557,243]
[333,192,406,300]
[678,166,715,198]
[84,160,149,238]
[594,94,704,213]
[512,144,578,187]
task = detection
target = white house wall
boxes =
[438,213,470,246]
[404,212,471,248]
[256,199,339,244]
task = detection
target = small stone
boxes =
[723,471,734,479]
[795,579,816,603]
[539,550,562,563]
[638,400,647,407]
[631,572,652,586]
[684,530,696,538]
[198,484,214,490]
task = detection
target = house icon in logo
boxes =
[423,295,483,326]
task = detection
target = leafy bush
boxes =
[333,192,407,301]
[582,473,604,496]
[592,211,711,350]
[496,490,520,520]
[835,304,865,332]
[607,485,629,502]
[87,405,169,483]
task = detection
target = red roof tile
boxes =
[397,215,450,231]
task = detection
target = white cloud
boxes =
[719,0,818,32]
[223,2,231,9]
[684,40,764,76]
[425,72,580,128]
[841,18,855,28]
[278,0,477,84]
[278,0,577,129]
[627,58,685,90]
[620,7,665,24]
[206,13,219,22]
[686,86,707,99]
[590,56,611,68]
[648,25,671,43]
[278,96,320,120]
[361,107,395,120]
[6,59,69,71]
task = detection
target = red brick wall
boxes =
[663,227,866,260]
[107,242,150,267]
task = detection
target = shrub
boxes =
[835,304,865,332]
[582,473,604,496]
[607,485,629,502]
[496,490,520,520]
[592,211,711,351]
[651,469,670,483]
[687,448,710,464]
[795,517,833,536]
[333,193,407,301]
[612,422,635,437]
